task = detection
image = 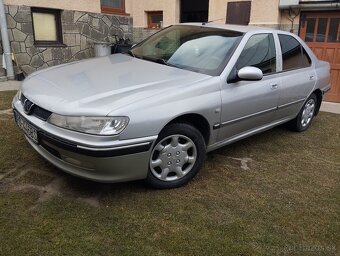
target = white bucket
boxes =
[94,43,112,57]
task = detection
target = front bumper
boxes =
[13,96,157,183]
[26,136,154,182]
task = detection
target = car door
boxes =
[219,33,280,140]
[276,34,316,120]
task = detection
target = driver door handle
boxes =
[270,83,279,90]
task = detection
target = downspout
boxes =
[0,0,15,80]
[288,7,300,34]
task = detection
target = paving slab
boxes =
[0,80,21,92]
[321,102,340,115]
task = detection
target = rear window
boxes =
[278,34,311,71]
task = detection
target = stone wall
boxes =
[132,28,160,43]
[1,5,132,75]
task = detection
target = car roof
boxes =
[177,22,281,34]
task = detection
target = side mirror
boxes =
[237,66,263,81]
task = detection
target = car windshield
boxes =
[130,25,244,76]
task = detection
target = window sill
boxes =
[102,12,130,16]
[101,8,130,16]
[34,43,67,48]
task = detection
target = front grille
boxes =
[21,94,52,121]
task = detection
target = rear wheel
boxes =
[288,93,317,132]
[146,123,206,189]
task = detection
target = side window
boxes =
[236,34,276,75]
[302,48,312,68]
[278,34,312,71]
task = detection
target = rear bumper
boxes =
[322,86,331,95]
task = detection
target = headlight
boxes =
[16,90,22,101]
[48,114,129,135]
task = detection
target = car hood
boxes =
[21,54,210,116]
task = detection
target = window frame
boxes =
[146,11,163,29]
[31,7,64,47]
[101,0,126,15]
[277,34,312,73]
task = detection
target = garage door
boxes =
[299,12,340,102]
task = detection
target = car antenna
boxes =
[202,18,224,25]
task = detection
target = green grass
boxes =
[0,91,339,255]
[0,90,17,110]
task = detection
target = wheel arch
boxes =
[312,89,323,116]
[163,113,211,146]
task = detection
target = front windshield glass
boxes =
[131,25,243,76]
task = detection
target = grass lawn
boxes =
[0,90,17,110]
[0,90,339,255]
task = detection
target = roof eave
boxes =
[279,2,340,10]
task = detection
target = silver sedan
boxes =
[12,24,331,189]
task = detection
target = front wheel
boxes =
[288,93,317,132]
[146,123,206,189]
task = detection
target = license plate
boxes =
[14,111,39,144]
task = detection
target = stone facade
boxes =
[0,5,132,75]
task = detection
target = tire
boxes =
[288,93,318,132]
[146,123,206,189]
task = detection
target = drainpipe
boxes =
[0,0,15,80]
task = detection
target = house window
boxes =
[226,1,251,25]
[31,8,63,47]
[147,11,163,29]
[101,0,125,15]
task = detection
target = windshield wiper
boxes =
[126,50,146,61]
[127,50,135,58]
[142,56,177,67]
[157,58,177,67]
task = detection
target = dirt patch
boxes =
[0,91,17,110]
[0,109,13,121]
[209,154,253,172]
[2,167,101,209]
[14,170,56,187]
[228,157,253,171]
[77,196,100,208]
[0,109,13,115]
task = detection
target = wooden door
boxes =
[300,12,340,102]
